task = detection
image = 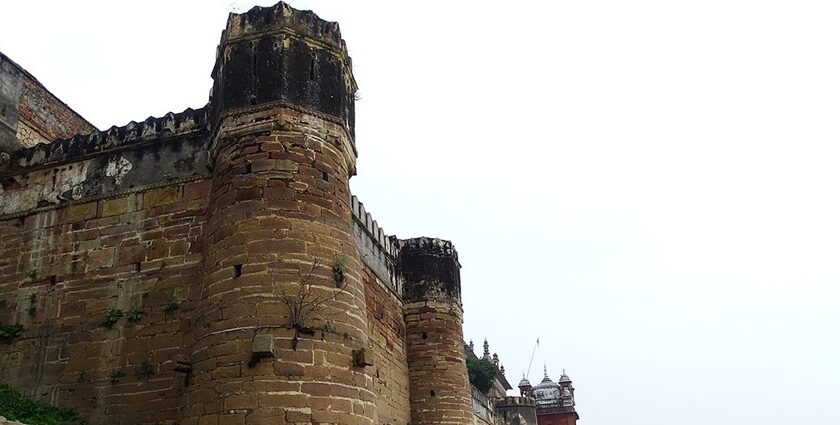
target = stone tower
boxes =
[186,3,373,424]
[401,238,473,425]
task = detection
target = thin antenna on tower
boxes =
[526,338,540,378]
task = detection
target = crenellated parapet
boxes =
[221,3,350,53]
[498,396,536,408]
[351,195,400,292]
[496,396,538,425]
[0,107,208,175]
[0,107,210,217]
[349,199,465,304]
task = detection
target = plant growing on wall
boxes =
[332,256,348,287]
[109,370,125,384]
[136,361,154,380]
[100,309,124,328]
[127,308,145,322]
[163,298,180,313]
[277,259,348,350]
[0,384,87,425]
[0,324,24,341]
[27,293,37,317]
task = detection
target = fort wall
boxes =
[0,178,210,424]
[0,3,474,425]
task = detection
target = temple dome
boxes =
[531,367,562,404]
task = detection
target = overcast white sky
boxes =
[3,1,840,424]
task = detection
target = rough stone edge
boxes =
[351,194,400,296]
[0,106,208,175]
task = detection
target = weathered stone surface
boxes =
[0,3,472,425]
[0,51,95,153]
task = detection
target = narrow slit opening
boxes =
[309,56,316,80]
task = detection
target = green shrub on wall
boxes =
[0,384,86,424]
[0,324,24,340]
[467,356,497,394]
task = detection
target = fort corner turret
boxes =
[188,3,371,424]
[400,238,473,425]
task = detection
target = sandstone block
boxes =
[143,186,181,208]
[251,334,275,358]
[62,202,97,223]
[86,247,116,271]
[101,196,131,217]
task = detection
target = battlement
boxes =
[349,201,465,303]
[351,195,400,293]
[398,237,460,263]
[222,3,350,53]
[497,396,537,407]
[0,107,210,217]
[0,107,208,175]
[496,395,539,425]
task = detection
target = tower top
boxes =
[399,237,462,304]
[209,1,358,145]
